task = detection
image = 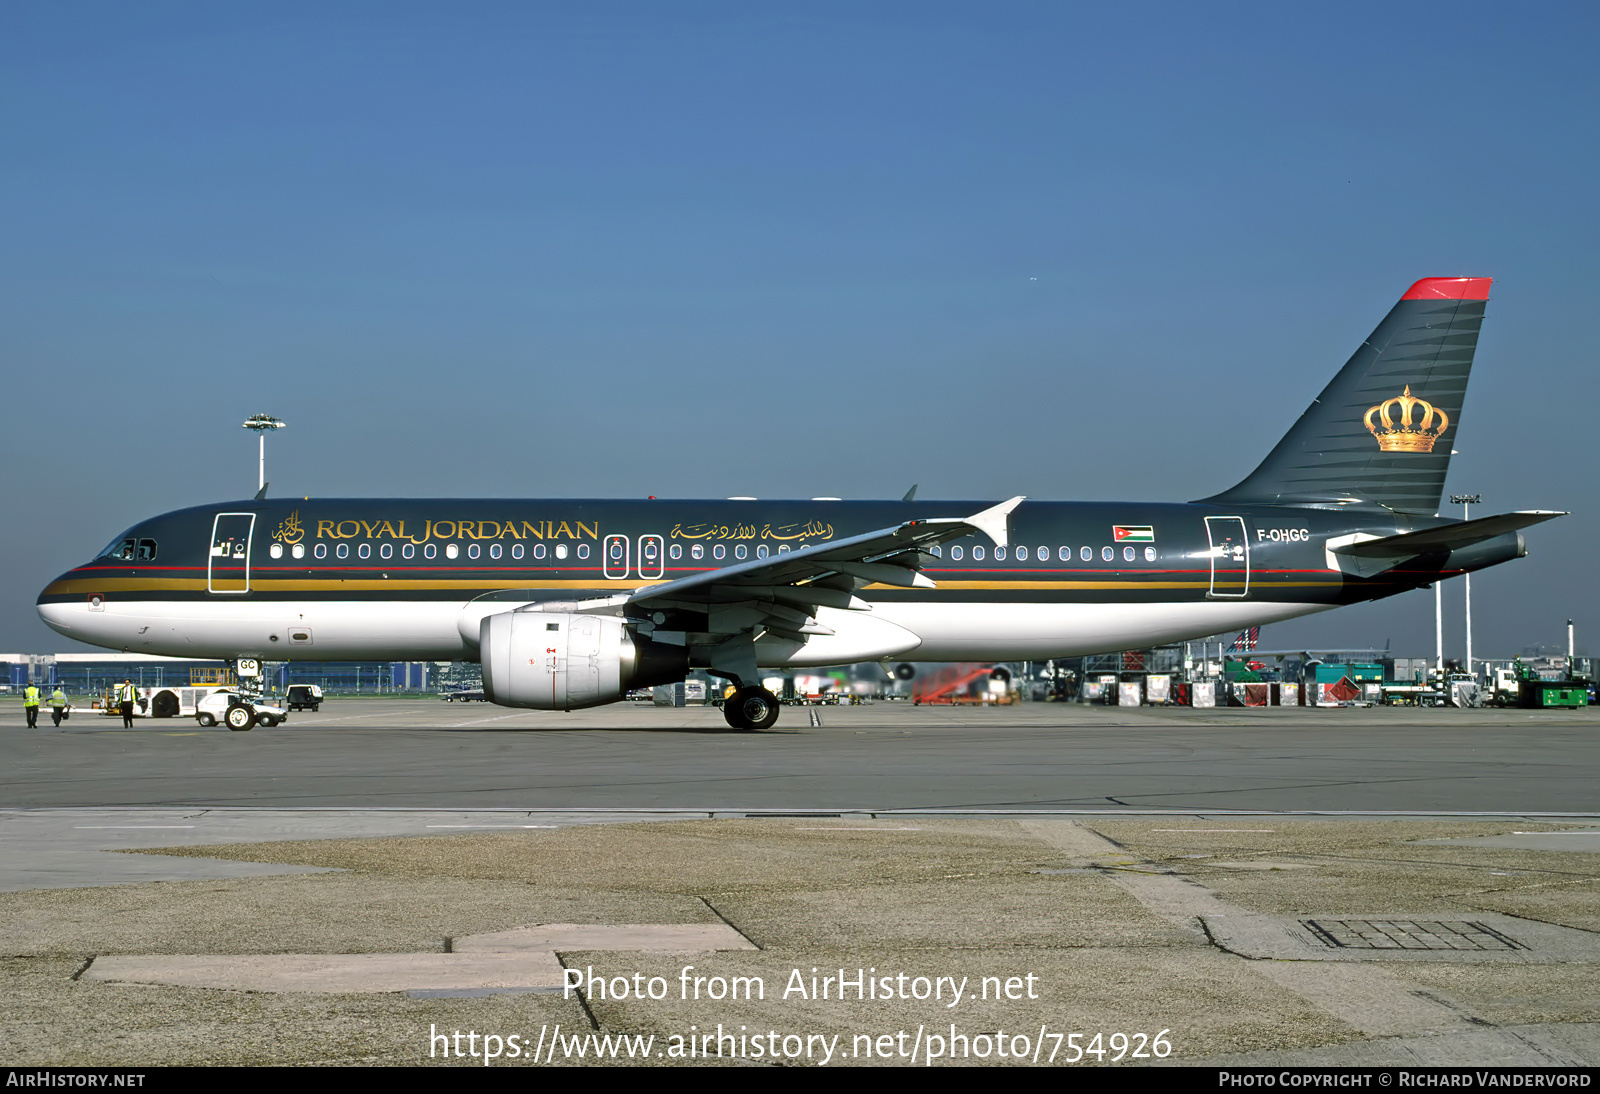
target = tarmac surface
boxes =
[2,697,1597,1067]
[5,696,1599,811]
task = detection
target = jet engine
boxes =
[479,611,687,710]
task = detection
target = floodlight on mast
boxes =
[242,414,287,495]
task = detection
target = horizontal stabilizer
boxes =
[1332,511,1566,558]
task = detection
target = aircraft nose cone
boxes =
[37,568,91,638]
[37,597,77,638]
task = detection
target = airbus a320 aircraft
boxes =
[39,278,1562,730]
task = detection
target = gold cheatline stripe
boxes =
[46,577,658,594]
[46,576,1340,596]
[887,580,1333,590]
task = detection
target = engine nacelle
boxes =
[480,611,687,710]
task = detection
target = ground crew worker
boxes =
[23,683,41,728]
[50,686,68,727]
[118,679,136,728]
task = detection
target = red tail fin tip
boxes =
[1402,277,1491,301]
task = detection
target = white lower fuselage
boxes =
[38,597,1330,666]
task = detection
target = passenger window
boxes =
[488,544,500,560]
[468,544,481,559]
[1144,547,1156,562]
[424,544,437,559]
[929,545,942,558]
[336,544,349,559]
[735,544,748,560]
[777,544,789,554]
[756,544,768,558]
[315,544,327,559]
[950,546,964,561]
[381,543,393,559]
[402,544,414,559]
[669,544,682,560]
[532,544,544,559]
[1080,547,1092,561]
[512,544,524,559]
[610,541,624,560]
[1101,546,1113,561]
[555,544,568,559]
[576,544,589,559]
[1058,546,1070,561]
[445,544,459,560]
[292,543,305,560]
[995,546,1007,560]
[269,543,283,559]
[692,544,704,559]
[713,545,726,560]
[1037,546,1048,561]
[358,544,371,559]
[973,546,985,561]
[1123,546,1135,561]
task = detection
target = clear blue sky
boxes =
[3,1,1595,657]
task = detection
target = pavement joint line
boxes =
[250,711,401,726]
[443,712,548,728]
[12,807,1600,817]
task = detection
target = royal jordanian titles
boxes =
[39,278,1563,729]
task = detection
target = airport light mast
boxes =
[242,414,287,494]
[1451,494,1481,677]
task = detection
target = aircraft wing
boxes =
[1332,511,1566,558]
[626,497,1024,625]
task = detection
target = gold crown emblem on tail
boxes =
[1364,385,1449,452]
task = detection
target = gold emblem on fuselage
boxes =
[1364,386,1448,453]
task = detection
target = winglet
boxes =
[965,496,1024,548]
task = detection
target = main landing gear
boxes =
[722,686,781,731]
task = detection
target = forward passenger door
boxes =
[208,514,256,594]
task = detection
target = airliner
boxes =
[37,277,1562,729]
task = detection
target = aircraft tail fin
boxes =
[1202,277,1490,516]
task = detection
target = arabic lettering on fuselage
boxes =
[670,520,835,543]
[273,510,306,545]
[297,518,602,545]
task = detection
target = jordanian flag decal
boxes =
[1113,526,1154,543]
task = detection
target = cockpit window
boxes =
[96,531,157,562]
[98,534,136,561]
